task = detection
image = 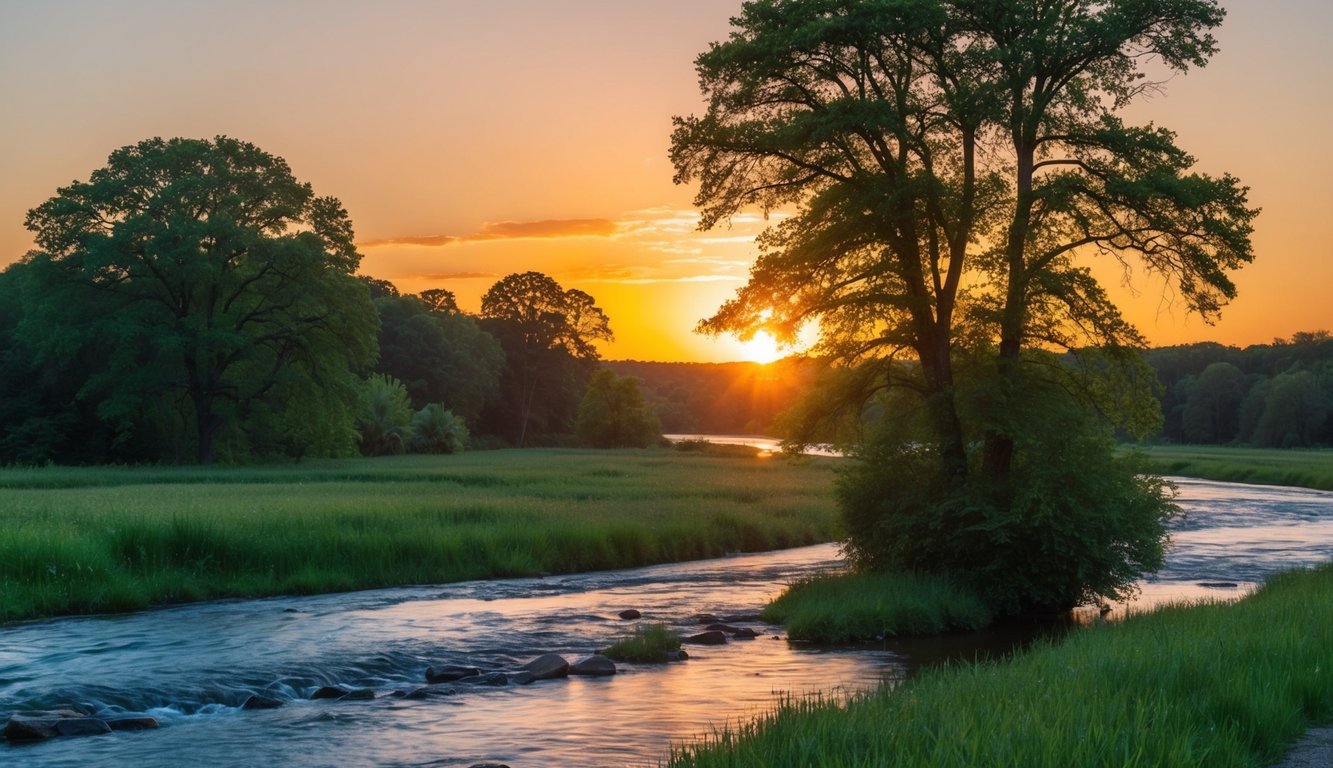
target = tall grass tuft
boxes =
[671,563,1333,767]
[601,623,683,662]
[762,572,994,642]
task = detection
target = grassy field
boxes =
[0,448,839,623]
[1138,444,1333,491]
[671,563,1333,768]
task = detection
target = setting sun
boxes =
[738,330,783,364]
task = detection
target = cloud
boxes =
[470,218,619,239]
[358,234,459,248]
[417,271,497,281]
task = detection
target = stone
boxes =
[664,649,689,662]
[105,716,160,732]
[311,686,350,700]
[521,653,570,680]
[403,685,457,700]
[241,694,284,710]
[465,672,509,686]
[508,671,536,685]
[706,623,758,638]
[618,609,642,620]
[54,718,112,737]
[4,716,59,742]
[568,654,617,677]
[468,763,512,768]
[340,688,376,700]
[425,664,481,684]
[683,630,727,645]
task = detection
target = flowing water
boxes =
[3,478,1331,767]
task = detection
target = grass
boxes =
[1136,444,1333,492]
[670,563,1333,767]
[0,449,840,623]
[760,572,995,643]
[601,623,683,662]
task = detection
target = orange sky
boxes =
[2,1,1329,362]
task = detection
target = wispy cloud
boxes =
[358,234,459,248]
[417,271,497,281]
[359,218,620,248]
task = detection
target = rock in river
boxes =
[426,664,481,684]
[683,630,727,646]
[522,653,570,680]
[569,654,617,677]
[242,694,285,710]
[618,609,642,620]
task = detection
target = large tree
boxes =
[479,271,612,445]
[19,136,377,464]
[673,0,1256,612]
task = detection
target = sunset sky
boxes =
[2,1,1329,362]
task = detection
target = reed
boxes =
[601,623,683,662]
[671,563,1333,767]
[0,449,839,622]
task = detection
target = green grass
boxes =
[601,623,683,662]
[1136,444,1333,491]
[670,563,1333,767]
[0,449,839,623]
[761,572,995,643]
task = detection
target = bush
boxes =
[357,374,412,456]
[840,370,1176,616]
[409,404,468,454]
[576,369,661,448]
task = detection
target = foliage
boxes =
[479,272,613,445]
[761,572,993,642]
[357,374,413,456]
[1137,445,1333,492]
[575,369,662,448]
[409,404,468,454]
[373,293,504,422]
[672,0,1252,615]
[840,364,1176,615]
[0,450,840,622]
[672,563,1333,768]
[600,623,683,663]
[13,136,376,464]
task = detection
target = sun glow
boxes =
[737,330,783,364]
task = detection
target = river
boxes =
[3,477,1331,767]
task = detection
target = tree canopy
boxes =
[673,0,1257,612]
[14,136,377,464]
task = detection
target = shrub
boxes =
[409,404,468,454]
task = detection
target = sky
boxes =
[2,0,1330,362]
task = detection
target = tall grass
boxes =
[1138,445,1333,491]
[0,449,839,622]
[601,623,683,662]
[761,572,994,643]
[671,563,1333,767]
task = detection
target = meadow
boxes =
[0,448,840,622]
[1139,444,1333,491]
[671,562,1333,768]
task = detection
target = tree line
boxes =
[0,137,659,466]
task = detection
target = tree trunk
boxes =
[918,328,968,481]
[194,394,221,465]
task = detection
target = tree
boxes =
[575,369,662,448]
[479,272,612,445]
[20,136,377,464]
[409,403,469,454]
[673,0,1255,612]
[1180,361,1248,443]
[419,287,460,315]
[373,293,504,423]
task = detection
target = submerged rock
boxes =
[311,686,350,700]
[618,609,642,620]
[403,684,458,700]
[425,664,481,684]
[683,631,727,646]
[241,694,284,710]
[340,688,376,700]
[5,716,60,742]
[522,653,570,680]
[569,655,617,677]
[665,649,689,662]
[508,671,536,685]
[706,624,759,639]
[466,672,510,686]
[105,716,160,732]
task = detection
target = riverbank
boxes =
[0,448,839,623]
[1139,444,1333,491]
[671,561,1333,767]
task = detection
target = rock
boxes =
[522,653,570,680]
[241,694,284,710]
[54,718,112,737]
[468,763,512,768]
[466,672,510,686]
[618,609,642,620]
[706,623,758,638]
[105,716,160,732]
[683,630,727,645]
[403,685,457,700]
[311,685,350,700]
[5,716,59,742]
[508,671,536,685]
[693,613,720,624]
[664,649,689,662]
[425,664,481,684]
[569,655,617,677]
[340,688,376,700]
